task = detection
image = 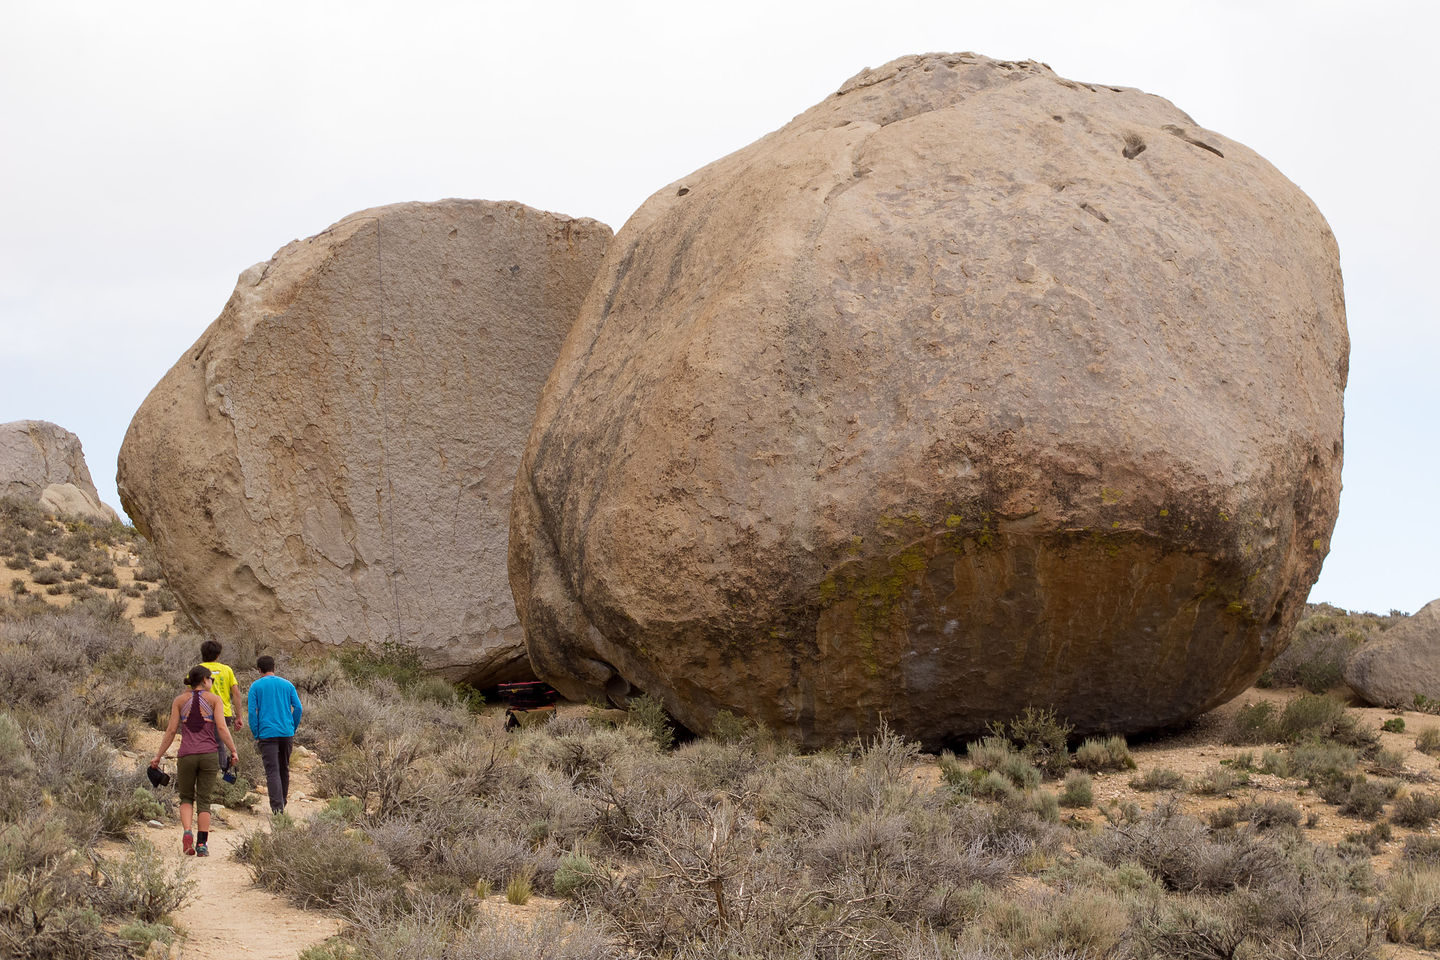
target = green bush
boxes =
[1383,717,1406,733]
[1059,771,1093,808]
[989,706,1072,778]
[625,694,676,750]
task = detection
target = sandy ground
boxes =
[128,728,341,960]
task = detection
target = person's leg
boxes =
[258,738,284,814]
[176,754,199,853]
[193,753,218,856]
[276,737,293,810]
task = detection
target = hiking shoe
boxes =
[182,832,195,856]
[195,843,209,857]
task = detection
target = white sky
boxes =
[1,0,1435,614]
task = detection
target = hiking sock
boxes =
[197,831,208,845]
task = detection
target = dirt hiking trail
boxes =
[134,727,340,960]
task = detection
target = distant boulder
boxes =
[1345,600,1440,707]
[0,420,119,523]
[510,53,1348,747]
[119,200,611,684]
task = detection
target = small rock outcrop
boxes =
[0,420,119,523]
[1346,600,1440,707]
[120,200,611,683]
[510,53,1348,747]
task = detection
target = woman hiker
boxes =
[150,664,240,856]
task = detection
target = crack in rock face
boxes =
[510,52,1347,749]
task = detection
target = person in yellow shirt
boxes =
[199,639,244,770]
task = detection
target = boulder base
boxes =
[510,53,1347,747]
[120,200,611,683]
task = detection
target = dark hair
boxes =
[256,655,276,674]
[200,640,222,662]
[186,665,213,688]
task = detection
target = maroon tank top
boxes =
[178,690,219,757]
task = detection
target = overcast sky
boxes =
[1,1,1434,615]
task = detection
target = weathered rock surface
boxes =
[0,420,119,523]
[120,200,611,683]
[1346,600,1440,707]
[510,53,1347,747]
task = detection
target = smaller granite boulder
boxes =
[0,420,119,523]
[1345,599,1440,706]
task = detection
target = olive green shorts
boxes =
[176,752,220,814]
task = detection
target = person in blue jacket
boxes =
[247,654,303,814]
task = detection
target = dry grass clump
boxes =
[1071,735,1135,772]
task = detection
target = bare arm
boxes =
[151,696,182,766]
[210,692,240,763]
[231,679,244,730]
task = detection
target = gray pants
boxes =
[257,737,293,813]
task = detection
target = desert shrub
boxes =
[1323,777,1395,820]
[625,694,676,750]
[153,586,178,611]
[1227,700,1278,744]
[237,818,403,910]
[966,736,1041,789]
[1087,798,1284,893]
[1383,716,1406,733]
[1260,623,1360,692]
[1392,792,1440,828]
[1072,735,1135,772]
[1058,771,1092,808]
[552,850,603,899]
[1383,865,1440,947]
[1403,834,1440,866]
[93,837,191,922]
[1243,798,1303,831]
[1190,764,1246,796]
[1346,822,1392,853]
[989,706,1072,778]
[1288,740,1361,784]
[1130,767,1185,792]
[139,594,162,617]
[31,564,62,586]
[1371,746,1408,776]
[1418,727,1440,755]
[968,885,1132,958]
[339,895,611,960]
[708,709,757,745]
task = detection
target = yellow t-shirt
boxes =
[201,661,238,718]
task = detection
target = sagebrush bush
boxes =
[1417,727,1440,755]
[1059,771,1092,808]
[1071,735,1136,772]
[1130,767,1185,792]
[237,818,404,910]
[1392,792,1440,829]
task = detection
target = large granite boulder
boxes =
[120,200,611,683]
[510,53,1347,747]
[1346,600,1440,707]
[0,420,119,523]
